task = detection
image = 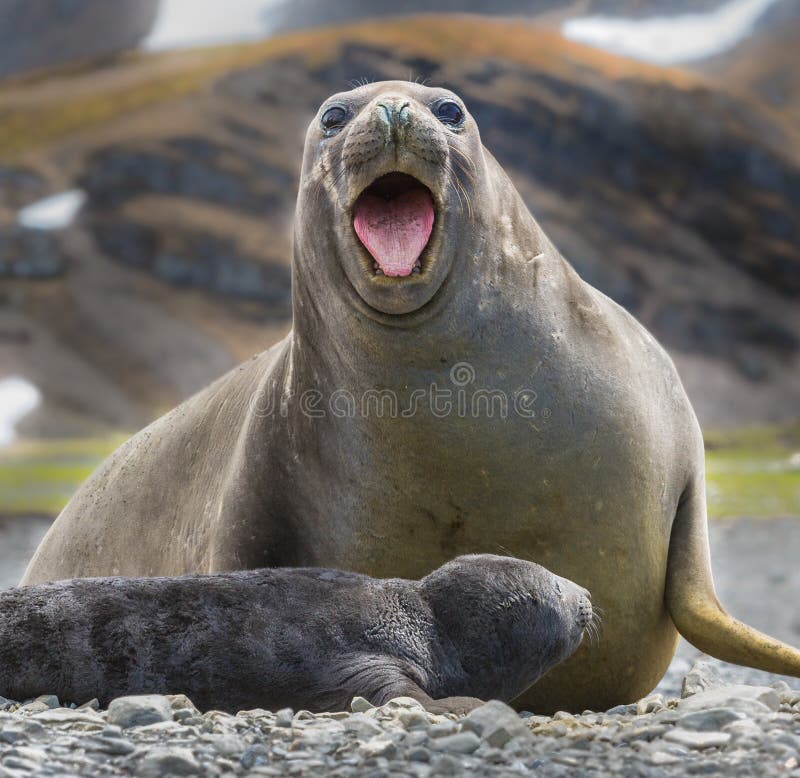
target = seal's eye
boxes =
[321,106,348,133]
[434,100,464,127]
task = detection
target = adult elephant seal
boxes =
[23,81,800,713]
[3,555,592,713]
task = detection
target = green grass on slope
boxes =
[704,423,800,519]
[0,425,798,519]
[0,436,126,516]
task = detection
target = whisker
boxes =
[446,138,477,176]
[449,153,476,188]
[451,172,469,218]
[447,150,476,183]
[448,167,466,215]
[451,163,473,220]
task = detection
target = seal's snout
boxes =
[576,590,603,648]
[577,591,593,629]
[376,97,412,136]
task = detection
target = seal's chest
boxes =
[340,412,663,580]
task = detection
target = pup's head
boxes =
[420,554,596,702]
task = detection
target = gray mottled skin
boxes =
[2,555,590,713]
[23,81,800,713]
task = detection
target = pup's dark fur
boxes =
[1,554,591,713]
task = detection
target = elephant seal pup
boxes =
[23,81,800,712]
[1,555,591,714]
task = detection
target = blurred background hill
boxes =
[0,0,799,531]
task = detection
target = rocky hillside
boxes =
[698,8,800,128]
[1,15,798,434]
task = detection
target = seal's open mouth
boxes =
[353,173,435,278]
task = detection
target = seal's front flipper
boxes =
[364,671,484,715]
[665,475,800,677]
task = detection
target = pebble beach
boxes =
[1,666,799,777]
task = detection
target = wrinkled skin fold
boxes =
[23,81,800,713]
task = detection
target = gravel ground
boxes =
[0,516,797,775]
[1,681,799,776]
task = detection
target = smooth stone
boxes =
[240,744,270,769]
[166,694,200,715]
[723,718,764,745]
[292,709,317,722]
[134,747,199,777]
[0,719,47,743]
[648,751,683,766]
[32,708,105,729]
[773,732,800,750]
[84,735,136,756]
[360,736,397,759]
[134,720,187,735]
[462,700,532,748]
[274,708,294,727]
[405,730,428,747]
[637,694,665,714]
[678,707,746,731]
[344,713,384,738]
[429,732,481,754]
[677,685,780,714]
[2,757,41,772]
[398,709,430,729]
[315,711,351,720]
[33,695,60,710]
[526,715,551,726]
[18,701,50,714]
[380,696,425,711]
[107,695,173,728]
[6,746,45,764]
[681,658,724,698]
[236,707,272,718]
[407,746,431,762]
[430,754,463,775]
[427,721,457,738]
[350,696,374,713]
[664,729,732,750]
[606,704,638,716]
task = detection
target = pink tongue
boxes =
[353,189,434,277]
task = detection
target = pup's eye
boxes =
[321,106,348,132]
[434,100,464,127]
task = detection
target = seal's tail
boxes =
[665,476,800,677]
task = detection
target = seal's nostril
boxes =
[376,99,412,132]
[377,103,393,128]
[398,102,411,125]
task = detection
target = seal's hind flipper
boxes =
[665,475,800,677]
